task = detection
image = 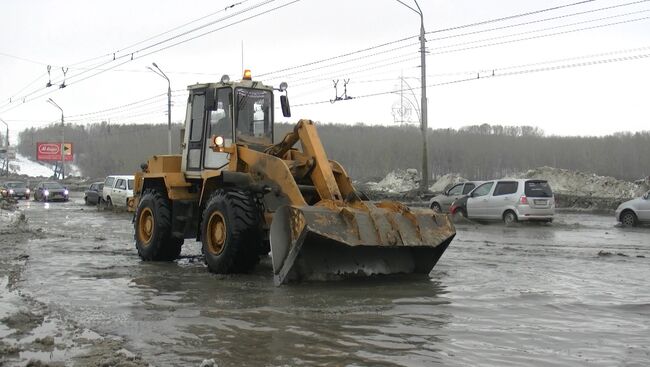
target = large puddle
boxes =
[6,196,650,366]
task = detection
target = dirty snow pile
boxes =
[366,168,420,193]
[515,166,645,198]
[429,173,467,193]
[8,153,82,177]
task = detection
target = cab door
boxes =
[204,88,233,170]
[185,93,206,172]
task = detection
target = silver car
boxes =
[466,179,555,224]
[615,190,650,227]
[429,181,482,212]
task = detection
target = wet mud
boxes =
[1,193,649,366]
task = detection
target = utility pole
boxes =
[148,62,172,154]
[46,98,65,180]
[0,118,8,175]
[400,71,404,125]
[396,0,429,191]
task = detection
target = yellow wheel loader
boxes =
[132,71,455,285]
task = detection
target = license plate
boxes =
[534,199,547,205]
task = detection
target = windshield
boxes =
[6,182,26,188]
[234,88,273,145]
[44,182,64,189]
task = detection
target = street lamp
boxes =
[46,98,65,180]
[147,62,172,154]
[0,118,8,175]
[396,0,429,191]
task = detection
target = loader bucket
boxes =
[269,202,455,285]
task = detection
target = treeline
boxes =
[17,121,650,182]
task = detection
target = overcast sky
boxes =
[0,0,648,144]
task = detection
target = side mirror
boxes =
[280,95,291,118]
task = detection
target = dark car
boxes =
[84,182,104,205]
[33,181,69,202]
[3,181,31,200]
[450,195,469,218]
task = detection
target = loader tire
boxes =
[134,189,183,261]
[201,189,262,274]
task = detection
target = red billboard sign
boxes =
[37,142,73,161]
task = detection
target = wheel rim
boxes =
[622,213,635,226]
[206,211,227,255]
[505,213,514,223]
[432,203,441,212]
[138,207,154,245]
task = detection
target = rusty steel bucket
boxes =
[269,201,456,285]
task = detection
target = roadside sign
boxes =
[37,142,73,161]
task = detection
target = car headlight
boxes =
[63,189,69,195]
[9,189,14,194]
[44,190,50,196]
[26,189,30,194]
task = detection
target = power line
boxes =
[426,0,596,35]
[291,52,650,107]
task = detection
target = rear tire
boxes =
[201,189,262,274]
[620,210,637,227]
[503,210,518,225]
[456,208,467,218]
[134,189,183,261]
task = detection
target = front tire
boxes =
[620,210,637,227]
[134,189,183,261]
[431,202,442,212]
[201,190,262,274]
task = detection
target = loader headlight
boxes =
[220,74,230,83]
[279,82,288,91]
[214,136,224,147]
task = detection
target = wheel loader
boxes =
[132,70,456,285]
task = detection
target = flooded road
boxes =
[2,194,649,366]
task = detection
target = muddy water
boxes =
[9,196,650,366]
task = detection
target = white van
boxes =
[465,179,555,224]
[102,175,135,207]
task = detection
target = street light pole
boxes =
[47,98,65,180]
[0,118,8,175]
[396,0,429,192]
[148,62,172,154]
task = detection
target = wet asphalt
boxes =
[3,193,650,366]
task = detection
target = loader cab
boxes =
[181,75,282,175]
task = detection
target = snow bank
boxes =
[8,154,82,178]
[429,173,467,193]
[367,168,420,193]
[513,166,644,199]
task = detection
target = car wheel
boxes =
[456,208,467,218]
[84,196,89,205]
[620,210,637,227]
[503,210,518,225]
[106,197,113,208]
[431,202,442,212]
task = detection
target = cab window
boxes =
[234,88,272,145]
[493,181,518,196]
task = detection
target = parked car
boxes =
[33,181,69,202]
[3,181,31,200]
[84,182,104,205]
[102,175,135,207]
[615,190,650,227]
[429,181,483,212]
[451,179,554,224]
